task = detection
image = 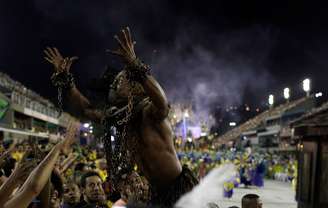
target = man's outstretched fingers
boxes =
[115,35,128,52]
[126,27,133,44]
[70,56,79,61]
[44,57,53,64]
[66,56,78,70]
[107,49,123,56]
[44,49,53,59]
[47,47,57,58]
[53,47,63,59]
[122,29,130,47]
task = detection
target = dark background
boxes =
[0,0,327,130]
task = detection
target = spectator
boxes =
[80,171,108,208]
[63,181,82,208]
[50,170,64,208]
[74,163,89,185]
[241,194,262,208]
[1,122,77,208]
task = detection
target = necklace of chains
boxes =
[103,82,140,191]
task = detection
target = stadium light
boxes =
[268,94,274,106]
[229,122,236,127]
[184,111,189,118]
[303,78,311,96]
[283,88,290,100]
[200,132,207,137]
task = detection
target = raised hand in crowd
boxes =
[0,141,16,167]
[2,121,78,208]
[0,151,37,206]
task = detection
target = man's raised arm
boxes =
[44,47,103,122]
[109,28,170,120]
[66,86,103,122]
[139,74,170,120]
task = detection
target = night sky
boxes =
[0,0,327,126]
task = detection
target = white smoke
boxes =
[175,163,237,208]
[32,0,276,128]
[150,28,275,127]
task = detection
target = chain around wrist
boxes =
[51,71,75,90]
[125,58,150,82]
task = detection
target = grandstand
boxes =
[292,101,328,128]
[0,72,82,142]
[214,95,319,149]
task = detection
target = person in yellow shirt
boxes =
[11,150,24,161]
[88,150,97,161]
[95,159,108,182]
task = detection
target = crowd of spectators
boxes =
[176,143,297,186]
[0,123,119,208]
[0,126,296,208]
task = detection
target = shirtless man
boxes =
[44,27,198,206]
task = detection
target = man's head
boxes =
[17,144,24,152]
[75,163,89,173]
[50,188,62,208]
[50,171,64,208]
[74,163,90,185]
[241,194,262,208]
[63,182,81,205]
[110,70,145,100]
[80,171,106,204]
[2,157,16,177]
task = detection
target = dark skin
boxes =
[44,27,182,188]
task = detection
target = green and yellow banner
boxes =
[0,98,9,119]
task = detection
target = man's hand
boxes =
[13,152,38,183]
[30,142,46,162]
[0,144,16,167]
[44,47,78,73]
[60,122,79,155]
[108,27,137,64]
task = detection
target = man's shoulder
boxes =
[141,99,170,123]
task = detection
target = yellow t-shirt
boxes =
[97,169,108,182]
[12,151,24,161]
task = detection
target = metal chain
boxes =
[117,77,134,126]
[103,80,142,194]
[123,82,140,167]
[57,87,63,117]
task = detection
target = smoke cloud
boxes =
[149,25,276,126]
[31,0,276,127]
